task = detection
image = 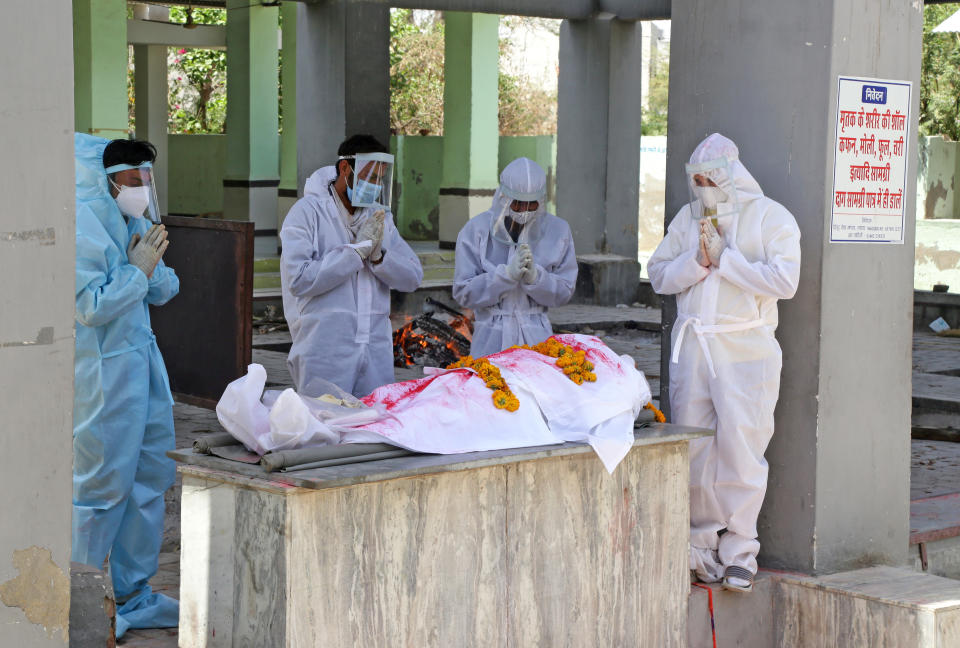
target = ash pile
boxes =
[393,298,472,368]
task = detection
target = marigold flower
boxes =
[644,402,666,423]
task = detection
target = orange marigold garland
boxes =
[512,338,598,384]
[446,356,520,411]
[644,402,666,423]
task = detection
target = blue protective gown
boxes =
[73,134,180,638]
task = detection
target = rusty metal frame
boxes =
[150,215,254,409]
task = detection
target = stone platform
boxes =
[688,567,960,647]
[171,424,709,647]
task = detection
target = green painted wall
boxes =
[393,135,444,240]
[168,134,227,216]
[73,0,129,138]
[168,133,556,233]
[225,0,279,180]
[392,134,556,240]
[441,12,500,189]
[279,2,297,191]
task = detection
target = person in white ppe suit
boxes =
[648,134,801,593]
[453,157,578,357]
[280,134,423,398]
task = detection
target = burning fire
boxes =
[393,312,473,368]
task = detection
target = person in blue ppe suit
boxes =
[73,134,180,638]
[453,157,578,357]
[281,134,423,398]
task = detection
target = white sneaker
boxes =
[721,566,754,593]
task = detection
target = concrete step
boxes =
[254,257,281,273]
[775,566,960,647]
[689,566,960,647]
[914,372,960,413]
[910,492,960,579]
[253,272,281,291]
[688,573,776,648]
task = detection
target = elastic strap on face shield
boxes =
[104,161,153,174]
[684,158,728,176]
[501,185,545,203]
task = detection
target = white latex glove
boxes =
[355,212,384,261]
[368,210,386,261]
[127,224,168,279]
[506,249,526,282]
[696,227,711,268]
[517,244,537,284]
[701,219,725,266]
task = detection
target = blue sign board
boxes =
[862,85,887,105]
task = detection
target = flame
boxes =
[393,314,472,367]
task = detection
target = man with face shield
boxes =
[281,134,423,398]
[648,134,801,593]
[73,135,180,637]
[453,157,578,357]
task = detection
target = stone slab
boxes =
[909,534,960,581]
[773,566,960,647]
[911,493,960,545]
[913,373,960,413]
[179,432,693,647]
[688,571,777,648]
[572,254,642,306]
[169,423,712,491]
[69,562,115,648]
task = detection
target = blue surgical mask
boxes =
[348,178,382,206]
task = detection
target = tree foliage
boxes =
[167,7,227,134]
[389,10,558,136]
[390,10,445,135]
[641,49,668,136]
[921,4,960,141]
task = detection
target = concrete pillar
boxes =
[437,12,500,249]
[134,43,168,215]
[224,0,279,232]
[73,0,129,139]
[296,0,389,193]
[556,16,642,260]
[663,0,922,573]
[278,1,298,232]
[0,0,75,644]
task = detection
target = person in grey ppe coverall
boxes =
[453,157,578,357]
[648,133,801,592]
[73,134,180,638]
[280,134,423,398]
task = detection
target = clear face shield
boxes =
[341,152,394,210]
[490,188,546,246]
[105,162,161,223]
[685,157,739,231]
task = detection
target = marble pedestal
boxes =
[173,424,709,647]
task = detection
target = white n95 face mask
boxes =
[114,184,152,218]
[695,186,727,210]
[509,209,536,225]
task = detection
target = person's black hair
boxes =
[337,134,388,158]
[103,139,157,171]
[336,134,388,176]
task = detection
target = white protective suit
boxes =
[648,134,801,580]
[453,158,578,357]
[280,166,423,398]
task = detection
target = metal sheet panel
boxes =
[151,215,254,408]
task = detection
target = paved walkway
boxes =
[121,311,960,646]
